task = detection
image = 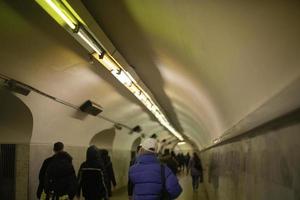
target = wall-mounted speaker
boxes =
[79,100,103,116]
[5,80,31,96]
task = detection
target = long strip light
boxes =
[38,0,184,141]
[45,0,76,30]
[77,28,103,56]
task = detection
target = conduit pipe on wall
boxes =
[0,73,137,132]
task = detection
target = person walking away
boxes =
[100,149,116,197]
[160,149,179,175]
[188,152,203,191]
[77,146,108,200]
[128,145,142,198]
[185,153,190,174]
[43,147,77,200]
[129,138,182,200]
[37,142,65,199]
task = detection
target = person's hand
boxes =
[128,196,133,200]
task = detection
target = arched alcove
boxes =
[130,137,141,159]
[131,137,141,151]
[0,87,33,144]
[89,127,116,151]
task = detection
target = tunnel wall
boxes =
[200,110,300,200]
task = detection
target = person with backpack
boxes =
[188,152,203,191]
[129,138,182,200]
[43,146,77,200]
[77,146,109,200]
[37,142,76,199]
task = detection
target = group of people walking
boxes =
[37,142,116,200]
[37,139,203,200]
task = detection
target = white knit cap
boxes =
[141,138,158,153]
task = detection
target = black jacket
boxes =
[44,151,77,199]
[37,155,55,199]
[77,146,108,200]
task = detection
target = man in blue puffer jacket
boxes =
[129,138,182,200]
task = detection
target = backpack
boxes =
[44,154,77,199]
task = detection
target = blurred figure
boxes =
[100,149,116,197]
[43,143,77,200]
[188,152,203,191]
[176,153,185,172]
[128,145,142,198]
[185,153,191,174]
[77,146,108,200]
[129,138,182,200]
[160,149,179,175]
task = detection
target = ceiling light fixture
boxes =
[45,0,76,30]
[37,0,184,141]
[77,27,103,56]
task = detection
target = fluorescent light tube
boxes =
[128,84,140,96]
[77,28,103,56]
[99,54,121,72]
[178,142,186,145]
[112,70,132,86]
[45,0,76,30]
[136,92,147,102]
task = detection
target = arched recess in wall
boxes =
[0,87,33,144]
[130,137,141,159]
[90,128,116,151]
[131,137,141,151]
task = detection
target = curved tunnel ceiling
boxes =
[82,0,300,147]
[0,0,300,149]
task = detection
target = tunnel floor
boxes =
[110,174,209,200]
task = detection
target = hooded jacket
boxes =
[129,153,182,200]
[77,146,108,200]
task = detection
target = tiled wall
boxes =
[15,144,30,200]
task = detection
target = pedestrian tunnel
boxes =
[1,0,300,200]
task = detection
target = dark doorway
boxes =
[0,144,16,200]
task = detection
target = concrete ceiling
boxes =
[0,0,300,148]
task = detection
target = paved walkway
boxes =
[111,175,208,200]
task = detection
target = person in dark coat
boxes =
[37,142,64,199]
[188,152,203,191]
[185,153,190,174]
[129,138,182,200]
[77,146,108,200]
[99,149,116,197]
[44,150,77,199]
[160,149,179,175]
